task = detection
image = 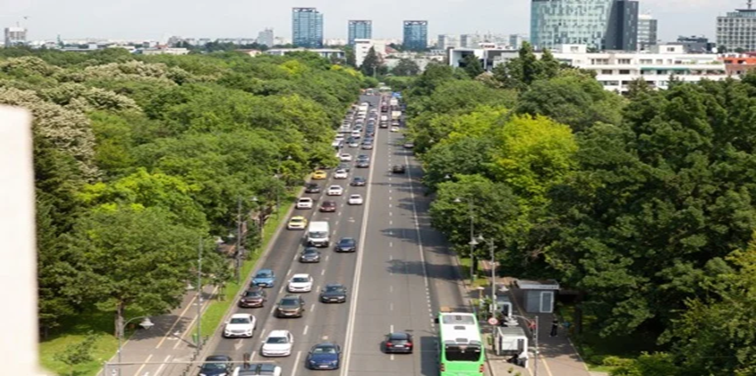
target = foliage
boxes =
[53,332,98,376]
[391,58,421,76]
[359,47,382,77]
[461,54,484,78]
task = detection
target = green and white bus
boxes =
[436,311,486,376]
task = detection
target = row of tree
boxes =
[405,43,756,375]
[0,47,367,337]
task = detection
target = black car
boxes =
[338,163,351,172]
[384,332,414,354]
[275,295,305,318]
[320,284,348,303]
[335,237,357,252]
[198,355,233,376]
[305,183,321,193]
[238,286,267,308]
[350,176,366,186]
[300,247,321,263]
[306,343,342,370]
[392,165,406,174]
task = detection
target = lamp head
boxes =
[139,318,155,330]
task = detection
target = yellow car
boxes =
[312,170,327,180]
[287,216,308,230]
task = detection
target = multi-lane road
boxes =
[200,93,468,376]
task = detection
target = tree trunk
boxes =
[115,302,124,338]
[574,291,584,335]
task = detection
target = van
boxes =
[380,115,388,122]
[307,221,330,247]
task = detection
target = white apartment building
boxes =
[354,39,387,67]
[437,34,460,50]
[266,48,345,60]
[448,44,728,93]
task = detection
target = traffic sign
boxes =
[488,317,499,326]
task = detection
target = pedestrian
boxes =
[550,317,559,337]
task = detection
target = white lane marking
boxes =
[390,324,394,332]
[389,242,393,247]
[389,212,392,216]
[321,269,325,276]
[389,220,393,225]
[291,351,303,376]
[155,294,198,348]
[260,328,266,339]
[235,339,244,350]
[389,204,392,208]
[404,152,435,309]
[310,303,315,312]
[389,190,392,194]
[287,269,292,277]
[132,354,152,376]
[325,255,330,262]
[389,255,393,261]
[390,285,393,293]
[153,355,171,376]
[389,196,392,201]
[342,98,380,376]
[303,325,309,335]
[390,303,394,311]
[250,350,257,361]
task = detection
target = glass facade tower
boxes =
[717,7,756,52]
[292,7,323,48]
[348,20,372,45]
[403,20,428,50]
[531,0,613,50]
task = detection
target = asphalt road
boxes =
[197,93,469,376]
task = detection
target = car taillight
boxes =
[440,363,445,372]
[479,364,485,373]
[385,342,392,347]
[406,342,413,347]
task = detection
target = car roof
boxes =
[268,330,290,337]
[340,237,355,241]
[389,332,411,339]
[291,216,305,220]
[329,185,342,188]
[231,313,251,319]
[303,247,319,252]
[282,294,301,299]
[291,273,310,279]
[299,197,312,201]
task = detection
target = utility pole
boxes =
[196,238,203,352]
[490,240,497,316]
[534,315,539,376]
[235,197,242,284]
[468,199,475,282]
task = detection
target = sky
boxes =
[0,0,749,42]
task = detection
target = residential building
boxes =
[4,26,27,47]
[509,34,527,49]
[460,34,481,48]
[354,39,387,67]
[637,14,658,51]
[403,20,428,50]
[266,48,343,60]
[717,3,756,52]
[292,7,323,48]
[448,44,728,93]
[531,0,613,50]
[257,28,274,47]
[604,0,639,51]
[720,53,756,75]
[348,20,372,45]
[437,34,459,50]
[139,47,190,55]
[674,35,715,53]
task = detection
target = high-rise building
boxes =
[604,0,638,51]
[637,14,658,50]
[403,21,428,50]
[509,34,528,49]
[675,35,715,53]
[257,28,274,47]
[460,34,481,48]
[4,26,27,47]
[292,7,323,48]
[437,34,459,49]
[717,2,756,52]
[531,0,613,50]
[348,20,372,45]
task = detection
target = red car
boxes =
[320,201,337,212]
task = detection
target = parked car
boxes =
[251,269,276,288]
[312,170,327,180]
[339,153,353,162]
[223,313,256,338]
[238,286,267,308]
[306,343,342,370]
[261,330,294,357]
[319,284,348,303]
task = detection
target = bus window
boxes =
[445,345,482,362]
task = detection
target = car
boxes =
[306,343,342,370]
[361,142,373,150]
[333,169,348,179]
[351,130,361,139]
[287,273,314,293]
[339,153,353,162]
[199,355,233,376]
[252,269,276,288]
[287,216,308,230]
[319,284,348,303]
[348,194,364,205]
[275,295,305,318]
[337,163,351,172]
[335,237,357,252]
[379,122,388,128]
[334,134,345,142]
[384,332,414,354]
[312,170,327,180]
[305,183,321,193]
[348,140,360,148]
[238,286,267,308]
[391,126,400,132]
[232,363,282,376]
[296,197,313,209]
[363,137,375,143]
[327,185,344,196]
[223,313,256,338]
[356,160,370,168]
[299,247,321,263]
[320,200,337,212]
[357,154,370,161]
[350,176,366,186]
[261,330,294,357]
[392,164,406,174]
[404,142,414,149]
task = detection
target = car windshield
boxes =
[201,363,228,370]
[291,218,303,223]
[266,336,288,344]
[281,298,299,306]
[230,317,249,324]
[351,195,361,199]
[310,231,327,238]
[389,333,409,341]
[325,285,345,293]
[304,249,318,254]
[336,169,346,173]
[256,271,272,278]
[329,186,341,190]
[244,290,262,297]
[313,346,337,354]
[299,198,311,202]
[340,238,355,246]
[292,277,309,283]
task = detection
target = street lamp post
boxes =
[455,197,476,282]
[235,196,242,285]
[196,238,202,353]
[116,316,154,376]
[476,235,497,317]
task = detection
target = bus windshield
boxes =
[309,231,327,239]
[445,344,482,362]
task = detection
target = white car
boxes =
[296,197,313,209]
[351,130,361,139]
[391,126,400,132]
[339,153,353,162]
[348,194,364,205]
[261,330,294,357]
[334,135,345,142]
[288,273,314,292]
[223,313,256,338]
[348,140,360,148]
[233,364,282,376]
[334,169,349,179]
[327,185,344,196]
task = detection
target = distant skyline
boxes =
[0,0,749,42]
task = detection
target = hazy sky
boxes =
[0,0,748,42]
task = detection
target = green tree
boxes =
[360,47,380,77]
[53,331,98,376]
[391,58,420,76]
[461,53,484,78]
[344,45,356,67]
[68,206,198,338]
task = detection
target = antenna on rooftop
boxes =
[749,0,753,9]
